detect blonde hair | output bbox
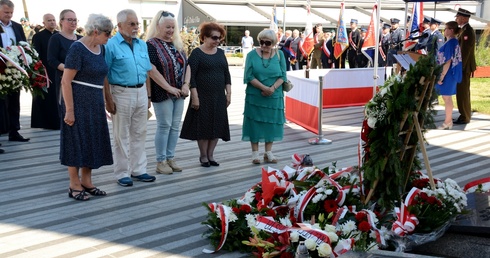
[145,10,183,51]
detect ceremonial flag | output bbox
[334,2,348,59]
[269,4,278,32]
[299,0,314,58]
[403,2,424,50]
[361,5,377,66]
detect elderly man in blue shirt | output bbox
[104,9,164,186]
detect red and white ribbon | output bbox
[202,203,231,253]
[463,177,490,193]
[392,188,420,236]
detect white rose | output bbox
[304,238,316,250]
[323,224,336,232]
[317,243,332,257]
[367,117,377,128]
[326,231,338,243]
[290,231,299,242]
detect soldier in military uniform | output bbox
[181,26,199,56]
[414,17,431,53]
[357,27,369,68]
[347,19,361,68]
[454,8,476,124]
[378,23,391,67]
[426,18,444,57]
[388,18,404,66]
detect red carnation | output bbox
[427,196,438,205]
[358,221,371,232]
[232,207,240,214]
[240,205,252,213]
[355,212,367,222]
[323,199,339,213]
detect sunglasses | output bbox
[210,36,221,41]
[161,11,175,18]
[260,40,272,46]
[63,18,78,23]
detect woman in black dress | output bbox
[180,22,231,167]
[61,14,113,201]
[47,9,82,111]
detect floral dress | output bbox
[435,38,462,95]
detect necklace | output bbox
[260,50,271,68]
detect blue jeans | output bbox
[153,97,184,162]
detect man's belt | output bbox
[114,84,144,88]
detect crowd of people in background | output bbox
[0,0,477,201]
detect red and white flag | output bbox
[361,5,377,66]
[299,0,314,58]
[403,2,424,51]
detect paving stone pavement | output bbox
[1,66,489,257]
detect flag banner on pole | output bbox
[299,0,314,58]
[403,2,424,51]
[270,4,278,32]
[334,2,348,59]
[361,5,377,66]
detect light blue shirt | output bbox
[104,32,152,85]
[0,21,16,48]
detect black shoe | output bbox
[453,119,469,125]
[0,148,4,154]
[200,158,210,167]
[209,160,220,166]
[9,133,30,142]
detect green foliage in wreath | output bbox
[362,54,441,209]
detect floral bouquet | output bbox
[201,157,392,257]
[0,40,48,97]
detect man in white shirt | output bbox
[241,30,253,66]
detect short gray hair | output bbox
[84,14,113,36]
[0,0,14,8]
[117,9,136,24]
[257,29,278,45]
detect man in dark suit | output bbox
[454,8,476,124]
[347,19,361,68]
[31,13,59,130]
[289,29,301,70]
[278,29,293,71]
[0,0,30,143]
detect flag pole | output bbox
[309,76,332,145]
[283,0,286,33]
[373,2,380,96]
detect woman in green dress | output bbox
[242,29,287,164]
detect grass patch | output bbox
[438,78,490,114]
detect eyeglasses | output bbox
[128,22,140,27]
[63,18,78,23]
[259,40,272,46]
[210,36,221,41]
[161,11,174,18]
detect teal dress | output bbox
[242,49,287,142]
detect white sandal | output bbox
[264,151,278,163]
[252,151,261,164]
